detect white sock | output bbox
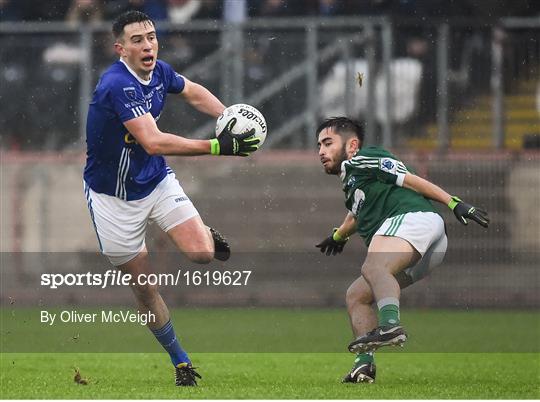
[377,297,399,310]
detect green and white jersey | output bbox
[341,146,438,246]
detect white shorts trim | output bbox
[375,211,445,256]
[375,211,447,283]
[83,173,199,266]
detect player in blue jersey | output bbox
[83,11,259,386]
[315,117,488,383]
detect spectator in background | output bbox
[42,0,103,65]
[223,0,246,23]
[160,0,222,68]
[195,0,222,20]
[537,82,540,118]
[168,0,201,23]
[250,0,292,17]
[318,0,345,16]
[141,0,169,21]
[301,0,358,16]
[160,0,201,66]
[405,36,435,131]
[0,0,23,21]
[66,0,103,26]
[104,0,168,22]
[3,0,71,21]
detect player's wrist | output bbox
[332,228,348,242]
[448,196,462,210]
[209,138,220,155]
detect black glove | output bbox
[316,229,349,256]
[448,196,489,228]
[210,118,260,157]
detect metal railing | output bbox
[1,16,538,150]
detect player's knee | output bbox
[132,282,159,305]
[346,282,372,308]
[360,262,377,283]
[186,250,213,264]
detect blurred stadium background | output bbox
[1,0,539,310]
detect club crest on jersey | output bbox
[123,86,137,101]
[380,158,397,174]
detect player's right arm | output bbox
[109,74,258,157]
[336,212,357,239]
[316,212,356,256]
[124,113,209,155]
[124,113,259,157]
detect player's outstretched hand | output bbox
[211,118,260,157]
[316,229,348,256]
[448,196,489,228]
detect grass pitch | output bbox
[1,308,539,398]
[1,352,539,399]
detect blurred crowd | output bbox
[0,0,537,24]
[1,0,538,151]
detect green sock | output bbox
[354,352,374,366]
[377,298,400,326]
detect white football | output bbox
[215,104,267,146]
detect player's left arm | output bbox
[401,173,489,228]
[181,77,225,118]
[373,156,489,228]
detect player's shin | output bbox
[151,320,191,367]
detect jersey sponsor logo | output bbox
[123,86,137,101]
[124,101,145,108]
[379,158,398,174]
[142,90,156,110]
[174,196,188,203]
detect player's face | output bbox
[317,128,348,175]
[116,21,158,79]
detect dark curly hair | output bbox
[315,116,364,144]
[112,10,154,39]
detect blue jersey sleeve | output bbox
[160,61,185,94]
[108,76,149,123]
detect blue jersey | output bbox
[84,59,185,200]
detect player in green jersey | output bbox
[315,117,489,383]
